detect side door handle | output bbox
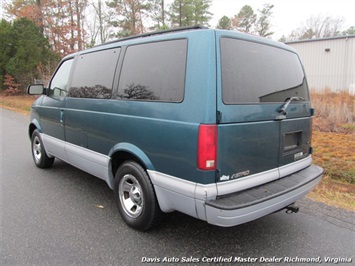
[60,110,64,126]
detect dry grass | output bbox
[311,89,355,133]
[307,175,355,211]
[310,131,355,211]
[0,94,37,115]
[312,131,355,184]
[301,90,355,209]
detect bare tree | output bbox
[5,0,88,55]
[86,0,112,45]
[342,26,355,35]
[150,0,168,30]
[288,14,345,41]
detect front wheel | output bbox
[114,161,162,231]
[31,129,55,168]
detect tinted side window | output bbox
[69,48,120,99]
[221,38,309,104]
[49,59,73,97]
[118,39,187,102]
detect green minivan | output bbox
[28,26,323,231]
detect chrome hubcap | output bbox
[32,136,42,163]
[119,174,143,218]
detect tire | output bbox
[114,161,162,231]
[31,129,55,168]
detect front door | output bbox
[39,58,74,159]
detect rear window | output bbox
[117,39,187,102]
[221,38,309,104]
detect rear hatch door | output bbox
[216,33,312,183]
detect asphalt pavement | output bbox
[1,108,354,265]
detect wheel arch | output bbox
[28,120,42,139]
[109,143,155,181]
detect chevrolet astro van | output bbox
[28,26,323,231]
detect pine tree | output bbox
[231,5,256,33]
[217,16,232,30]
[0,18,57,90]
[169,0,212,28]
[0,19,12,90]
[255,3,274,38]
[107,0,151,37]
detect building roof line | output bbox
[286,34,355,44]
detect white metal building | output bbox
[286,35,355,94]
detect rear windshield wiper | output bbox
[278,96,305,115]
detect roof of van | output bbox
[101,25,208,46]
[63,26,294,59]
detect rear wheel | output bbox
[31,129,54,168]
[114,161,162,231]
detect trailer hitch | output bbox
[285,204,299,214]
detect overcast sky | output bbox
[1,0,354,40]
[209,0,355,39]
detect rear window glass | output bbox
[221,38,309,104]
[117,39,187,102]
[69,48,120,99]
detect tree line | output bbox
[1,0,354,93]
[216,4,274,38]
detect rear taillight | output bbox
[197,124,218,170]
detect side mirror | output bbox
[27,84,45,95]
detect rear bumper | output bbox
[204,164,323,227]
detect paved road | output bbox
[1,109,354,265]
